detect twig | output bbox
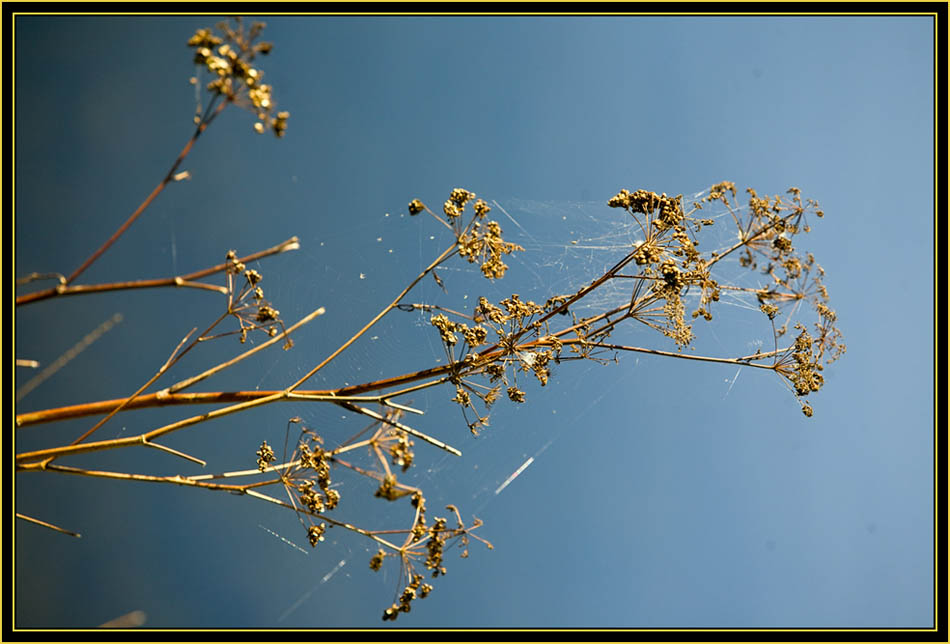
[16,513,81,538]
[63,99,229,286]
[69,328,197,446]
[142,438,207,467]
[336,401,461,457]
[16,237,300,306]
[162,306,324,394]
[16,391,288,464]
[575,340,779,370]
[288,243,458,391]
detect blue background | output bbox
[14,15,934,628]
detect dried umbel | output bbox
[418,181,844,433]
[220,250,292,347]
[15,62,844,625]
[188,18,289,137]
[245,414,492,622]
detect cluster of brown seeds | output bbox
[224,250,291,347]
[187,19,289,137]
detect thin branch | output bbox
[336,401,461,457]
[16,237,300,306]
[15,513,82,538]
[242,489,403,551]
[15,324,779,434]
[63,99,229,286]
[187,460,300,482]
[69,328,197,446]
[16,272,66,286]
[162,305,324,394]
[572,340,779,370]
[16,391,288,464]
[288,243,458,391]
[16,278,227,305]
[141,438,207,467]
[25,459,415,553]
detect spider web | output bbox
[240,187,807,623]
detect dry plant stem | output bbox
[16,513,81,538]
[63,99,229,287]
[15,279,226,305]
[16,272,66,286]
[243,489,403,550]
[188,461,300,481]
[475,247,639,360]
[17,377,445,427]
[68,328,197,446]
[16,237,299,306]
[17,330,783,431]
[141,438,207,466]
[21,462,259,490]
[329,439,375,457]
[705,212,797,271]
[162,306,325,395]
[62,288,314,445]
[16,391,287,465]
[288,244,458,391]
[335,401,461,456]
[20,460,402,551]
[16,391,293,427]
[572,340,779,370]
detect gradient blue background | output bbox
[14,15,934,628]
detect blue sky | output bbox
[14,15,934,628]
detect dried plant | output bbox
[14,20,845,623]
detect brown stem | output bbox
[15,327,783,431]
[16,279,225,305]
[16,236,299,306]
[575,340,779,370]
[16,392,287,464]
[68,329,197,446]
[287,243,458,391]
[19,463,402,551]
[15,513,81,538]
[63,99,229,286]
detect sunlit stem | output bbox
[16,392,288,465]
[337,401,461,457]
[16,513,81,538]
[63,99,230,286]
[164,306,325,394]
[141,438,207,467]
[69,328,197,446]
[288,244,458,391]
[242,488,402,551]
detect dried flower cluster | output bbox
[187,19,289,137]
[246,412,491,621]
[408,181,844,432]
[222,250,291,347]
[255,440,276,471]
[408,189,523,280]
[13,21,845,624]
